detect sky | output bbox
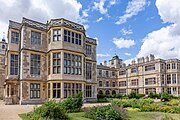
[0,0,180,65]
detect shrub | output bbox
[62,92,83,112]
[160,92,173,102]
[173,106,180,114]
[28,100,69,120]
[149,92,160,99]
[84,105,128,120]
[158,106,175,113]
[166,99,180,106]
[128,92,145,99]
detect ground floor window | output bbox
[145,88,156,95]
[53,83,61,98]
[131,89,139,93]
[30,83,40,99]
[64,83,82,98]
[119,89,126,95]
[112,90,116,95]
[86,85,92,97]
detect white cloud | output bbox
[137,0,180,59]
[93,0,107,15]
[109,0,117,6]
[96,17,104,22]
[125,53,131,56]
[0,0,87,39]
[113,37,135,49]
[97,53,110,57]
[120,28,133,35]
[116,0,146,25]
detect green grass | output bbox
[19,112,180,120]
[68,112,91,120]
[18,113,31,120]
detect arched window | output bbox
[105,90,110,95]
[112,90,116,95]
[98,90,103,95]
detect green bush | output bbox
[173,106,180,113]
[160,92,173,102]
[158,106,175,113]
[128,92,145,99]
[28,92,83,119]
[149,92,160,99]
[166,99,180,106]
[28,101,69,120]
[84,105,128,120]
[62,92,83,112]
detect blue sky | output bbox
[0,0,180,64]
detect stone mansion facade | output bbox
[3,17,97,104]
[0,17,180,105]
[97,55,180,96]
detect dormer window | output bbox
[11,31,19,44]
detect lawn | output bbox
[19,112,180,120]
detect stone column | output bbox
[50,83,53,99]
[5,85,8,97]
[61,82,64,99]
[82,83,85,98]
[9,84,11,97]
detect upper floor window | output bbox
[31,31,41,45]
[99,70,102,76]
[53,53,61,74]
[131,79,138,86]
[112,71,115,76]
[53,29,61,41]
[172,63,176,69]
[86,45,92,55]
[2,44,5,49]
[10,54,18,75]
[131,67,137,73]
[86,63,92,79]
[166,64,171,69]
[99,81,102,87]
[106,71,108,77]
[30,54,41,75]
[145,64,155,71]
[172,74,176,84]
[119,81,126,87]
[119,70,126,75]
[64,29,81,45]
[167,74,171,84]
[112,82,116,87]
[11,31,19,44]
[64,53,81,75]
[75,33,81,45]
[106,81,109,87]
[145,77,156,85]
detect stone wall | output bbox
[0,55,5,99]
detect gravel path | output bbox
[0,100,110,120]
[0,100,33,120]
